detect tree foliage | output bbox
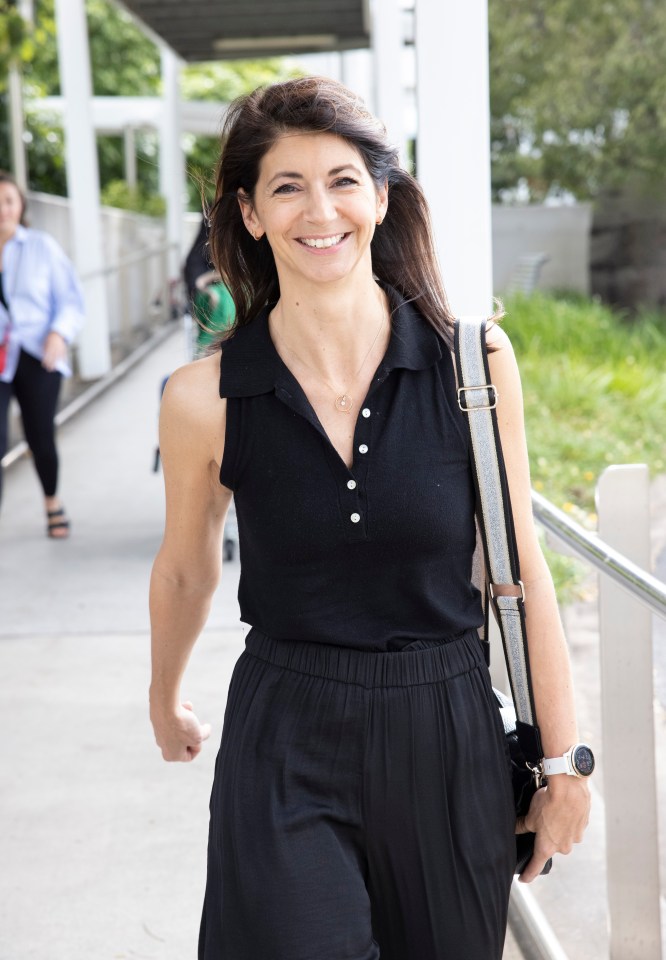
[181,58,301,104]
[0,1,34,82]
[22,0,160,96]
[180,58,302,208]
[489,0,666,202]
[8,0,301,208]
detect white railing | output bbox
[77,239,179,361]
[26,193,188,368]
[497,464,666,959]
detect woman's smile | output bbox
[295,232,350,251]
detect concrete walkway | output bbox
[1,330,664,959]
[0,332,244,960]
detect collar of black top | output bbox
[218,285,443,399]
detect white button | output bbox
[350,513,361,523]
[362,407,371,418]
[347,480,357,490]
[358,444,368,454]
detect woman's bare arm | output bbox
[149,353,233,761]
[487,325,591,882]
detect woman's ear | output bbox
[376,180,389,225]
[237,189,264,241]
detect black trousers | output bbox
[0,349,62,506]
[199,628,515,960]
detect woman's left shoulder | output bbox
[485,320,513,354]
[485,322,525,420]
[22,228,51,254]
[486,321,520,375]
[24,228,66,257]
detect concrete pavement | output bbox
[0,331,245,959]
[1,328,664,959]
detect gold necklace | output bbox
[272,308,387,415]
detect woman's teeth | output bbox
[299,234,345,248]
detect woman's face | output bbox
[0,182,24,242]
[240,131,388,290]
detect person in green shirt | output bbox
[191,269,236,356]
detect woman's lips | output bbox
[297,233,348,249]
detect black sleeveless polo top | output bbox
[218,292,484,652]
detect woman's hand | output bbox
[42,331,67,371]
[516,777,591,882]
[150,698,212,762]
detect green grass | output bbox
[503,292,666,518]
[501,292,666,599]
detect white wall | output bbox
[492,203,593,295]
[27,193,171,349]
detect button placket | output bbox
[341,476,365,540]
[343,401,374,539]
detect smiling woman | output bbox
[148,76,591,960]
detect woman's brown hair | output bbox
[208,76,498,348]
[0,170,28,226]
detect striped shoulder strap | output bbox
[454,317,544,765]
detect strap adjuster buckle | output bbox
[489,580,526,602]
[457,384,498,412]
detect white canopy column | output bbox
[159,46,186,280]
[372,0,408,166]
[123,126,138,188]
[7,0,34,189]
[415,0,493,316]
[340,50,375,114]
[54,0,111,378]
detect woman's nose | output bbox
[303,186,337,224]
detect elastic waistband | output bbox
[244,629,485,688]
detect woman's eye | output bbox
[273,183,298,195]
[333,177,358,187]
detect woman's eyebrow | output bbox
[266,164,363,187]
[329,165,363,177]
[267,171,303,187]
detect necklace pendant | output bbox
[335,394,353,414]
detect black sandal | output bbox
[47,508,70,539]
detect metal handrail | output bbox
[532,489,666,619]
[79,241,178,282]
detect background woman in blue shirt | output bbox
[0,170,85,536]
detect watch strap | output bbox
[542,754,570,776]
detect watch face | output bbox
[572,744,595,777]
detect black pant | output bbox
[199,628,515,960]
[0,349,62,506]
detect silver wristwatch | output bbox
[542,743,595,778]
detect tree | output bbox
[180,58,302,209]
[13,0,300,207]
[0,0,35,82]
[23,0,161,96]
[489,0,666,202]
[0,0,35,172]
